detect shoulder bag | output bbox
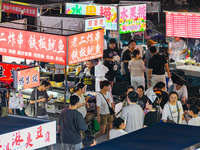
[100,92,115,115]
[167,102,180,124]
[25,101,34,117]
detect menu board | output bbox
[119,4,146,34]
[66,3,117,30]
[166,12,200,38]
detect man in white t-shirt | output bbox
[169,37,187,62]
[121,91,144,133]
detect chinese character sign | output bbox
[15,67,40,90]
[2,3,37,17]
[66,3,117,30]
[0,27,67,65]
[119,4,146,34]
[85,17,106,34]
[0,63,29,82]
[68,29,104,65]
[0,121,56,150]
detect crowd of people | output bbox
[57,38,200,150]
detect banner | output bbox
[0,27,67,65]
[68,29,104,65]
[66,3,117,30]
[119,4,146,34]
[0,121,56,150]
[85,17,106,34]
[0,63,29,82]
[14,67,40,90]
[2,3,38,17]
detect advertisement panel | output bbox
[14,67,40,90]
[2,3,38,17]
[68,29,104,65]
[0,121,56,150]
[166,12,200,38]
[119,4,146,34]
[66,3,117,30]
[85,17,106,34]
[0,27,67,65]
[0,63,29,82]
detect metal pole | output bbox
[143,31,145,45]
[117,5,120,48]
[64,37,68,107]
[40,21,42,32]
[34,87,37,117]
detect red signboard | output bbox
[0,27,67,65]
[68,29,104,65]
[166,12,200,38]
[15,67,40,90]
[0,63,29,82]
[2,3,38,17]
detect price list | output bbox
[166,12,200,38]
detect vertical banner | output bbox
[68,29,104,65]
[14,67,40,90]
[119,4,146,34]
[66,3,117,30]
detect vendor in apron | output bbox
[169,37,187,62]
[79,60,95,91]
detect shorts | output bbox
[100,114,113,125]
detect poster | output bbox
[66,3,117,30]
[85,17,106,34]
[2,3,37,17]
[166,12,200,38]
[119,4,146,34]
[14,67,40,90]
[0,121,56,150]
[68,29,104,65]
[0,27,67,65]
[0,63,29,82]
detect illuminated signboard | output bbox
[119,4,146,34]
[0,27,67,65]
[166,12,200,38]
[14,67,40,90]
[2,3,37,17]
[85,17,106,34]
[0,121,56,150]
[0,62,29,82]
[68,29,104,65]
[66,3,117,30]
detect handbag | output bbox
[100,92,115,115]
[167,102,180,124]
[25,102,34,117]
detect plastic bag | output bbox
[9,95,20,109]
[168,78,173,88]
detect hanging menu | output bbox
[166,12,200,38]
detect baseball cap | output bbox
[146,39,156,46]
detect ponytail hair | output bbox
[100,80,110,89]
[73,82,85,93]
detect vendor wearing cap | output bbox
[169,37,187,62]
[143,39,156,88]
[103,38,120,87]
